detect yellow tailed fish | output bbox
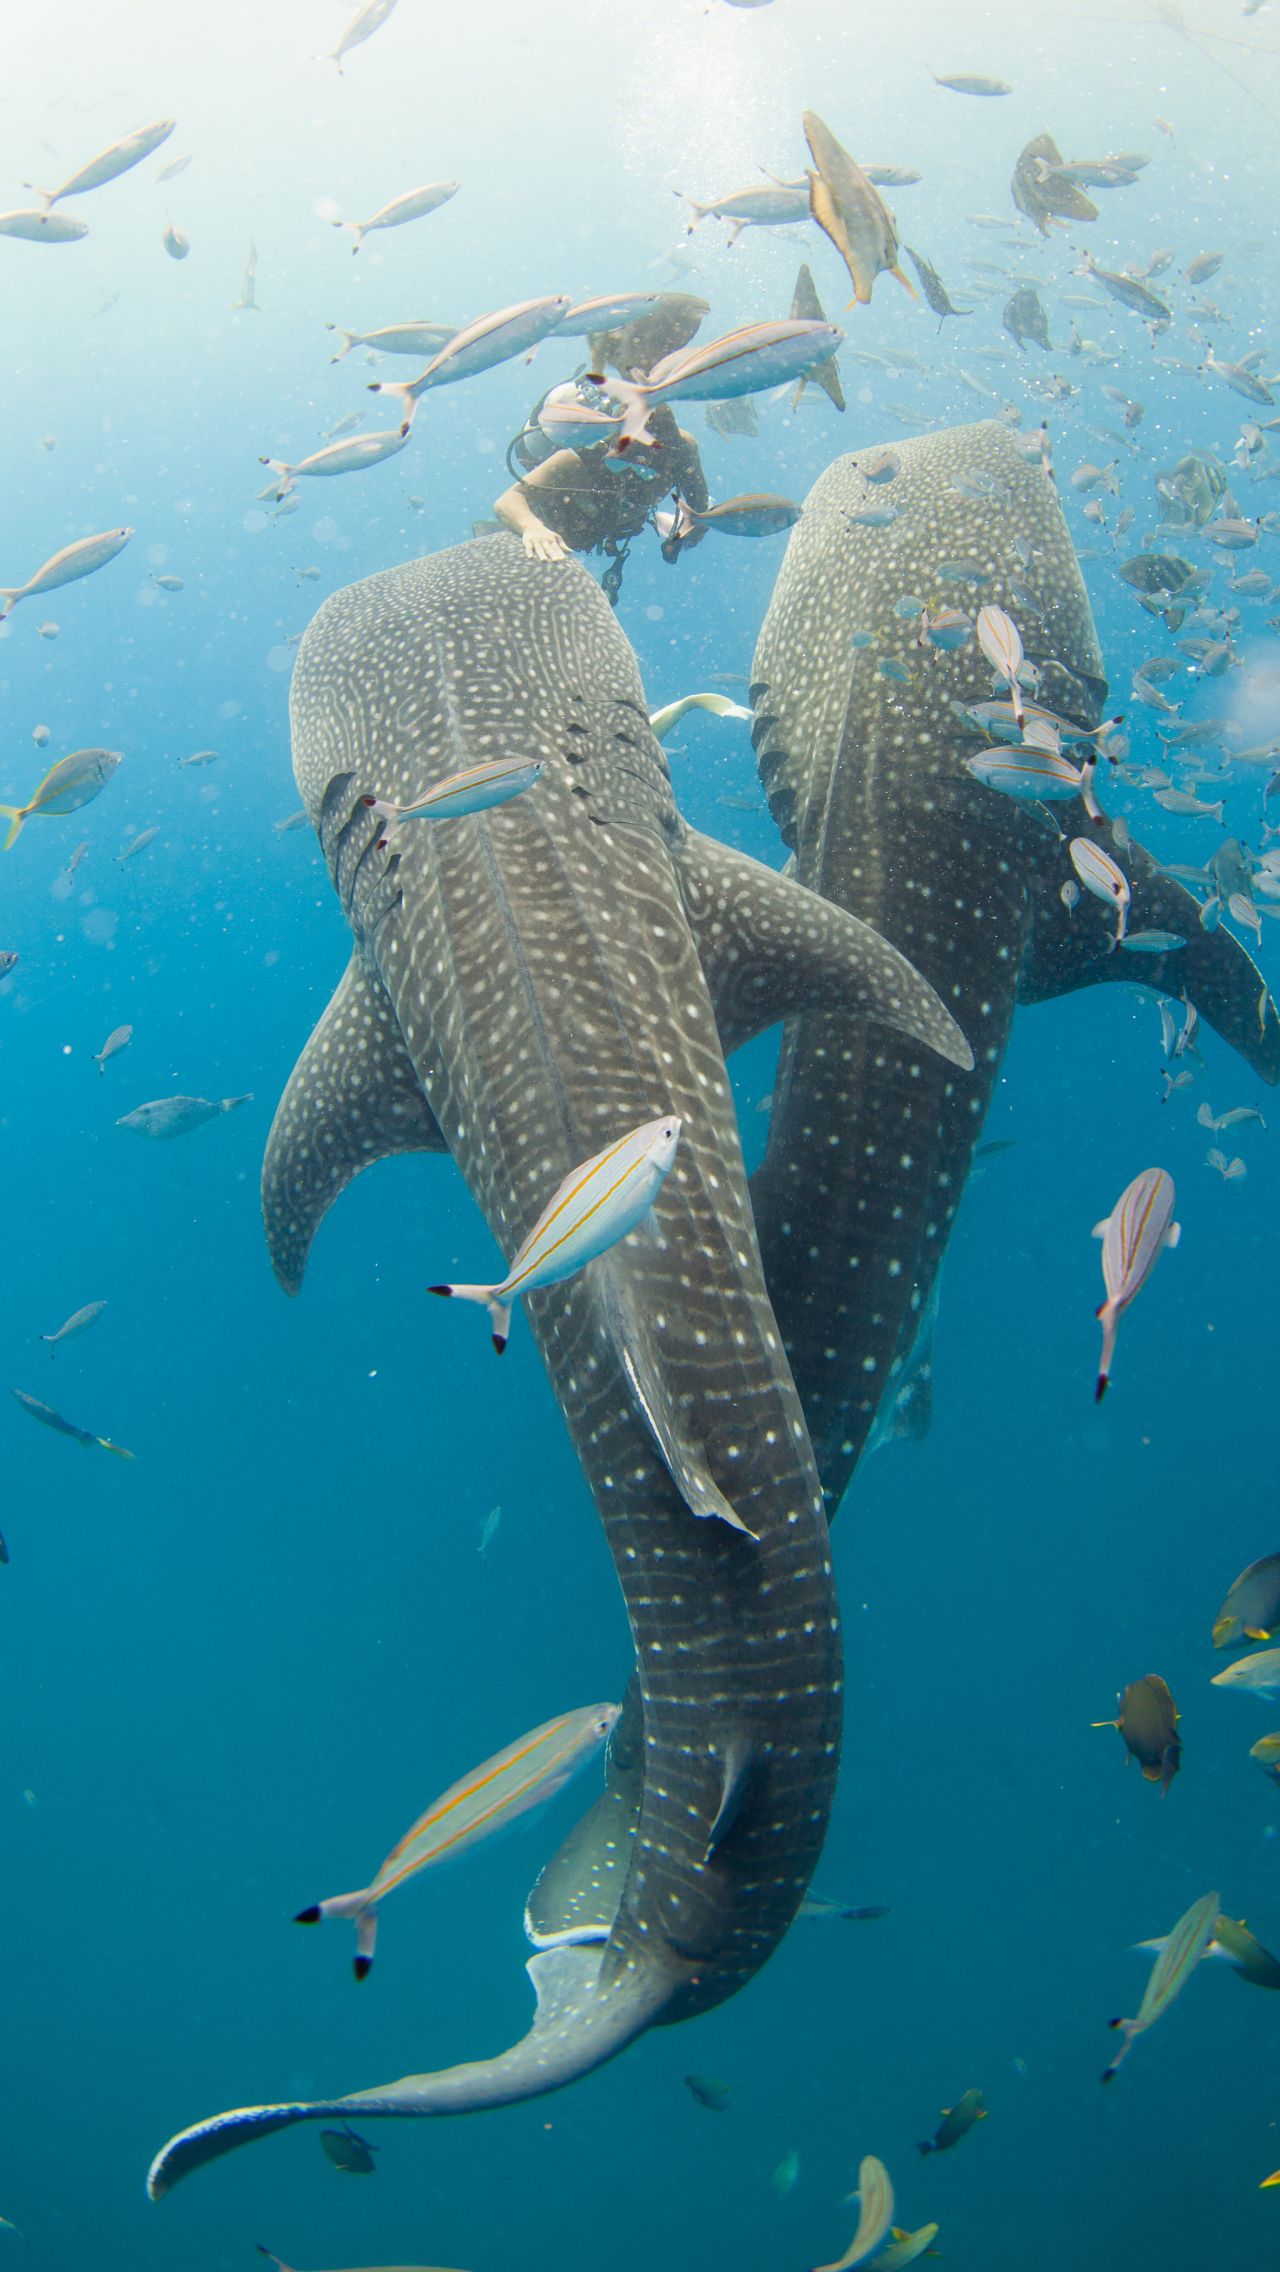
[802,112,915,308]
[867,2229,940,2271]
[295,1702,618,1977]
[1102,1889,1219,2080]
[360,755,542,831]
[1070,834,1130,945]
[0,747,122,849]
[814,2155,895,2272]
[917,2085,987,2154]
[1262,2169,1280,2189]
[428,1114,682,1355]
[1091,1673,1181,1793]
[1213,1553,1280,1648]
[11,1387,134,1459]
[649,693,752,742]
[1092,1168,1179,1399]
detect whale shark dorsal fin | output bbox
[616,1331,757,1536]
[262,950,448,1294]
[677,827,974,1071]
[1022,824,1280,1085]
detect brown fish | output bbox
[1212,1553,1280,1649]
[1093,1674,1181,1794]
[802,111,915,307]
[789,263,845,410]
[1011,132,1099,237]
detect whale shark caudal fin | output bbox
[1023,822,1280,1085]
[147,1937,674,2199]
[261,950,448,1293]
[676,828,974,1070]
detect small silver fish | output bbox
[40,1300,107,1354]
[94,1024,133,1072]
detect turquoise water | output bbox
[3,1,1280,2265]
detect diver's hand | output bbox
[522,524,569,562]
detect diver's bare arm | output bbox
[493,457,580,562]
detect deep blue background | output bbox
[2,1,1280,2265]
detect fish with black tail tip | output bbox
[917,2086,987,2155]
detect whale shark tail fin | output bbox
[427,1281,513,1354]
[147,1937,675,2200]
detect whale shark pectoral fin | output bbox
[676,827,975,1071]
[617,1335,756,1538]
[1022,830,1280,1085]
[147,1942,672,2199]
[525,1677,645,1949]
[262,950,449,1293]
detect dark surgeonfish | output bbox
[747,421,1280,1510]
[1092,1674,1182,1795]
[320,2123,378,2174]
[147,536,972,2197]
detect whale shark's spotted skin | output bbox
[147,536,974,2197]
[750,421,1280,1509]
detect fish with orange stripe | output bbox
[1102,1890,1219,2080]
[429,1115,682,1354]
[1092,1167,1180,1401]
[296,1704,618,1978]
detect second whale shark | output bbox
[147,534,971,2196]
[748,420,1280,1508]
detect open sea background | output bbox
[3,0,1280,2264]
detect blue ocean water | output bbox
[3,1,1280,2265]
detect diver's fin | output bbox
[262,951,448,1294]
[1022,818,1280,1084]
[678,827,974,1070]
[789,263,845,412]
[525,1677,644,1949]
[615,1324,756,1537]
[147,1938,675,2199]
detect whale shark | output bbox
[748,421,1280,1510]
[147,534,972,2197]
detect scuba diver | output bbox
[492,295,712,605]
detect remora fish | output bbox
[146,535,970,2196]
[747,421,1280,1511]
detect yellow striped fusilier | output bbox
[360,755,542,832]
[32,118,175,207]
[0,527,132,620]
[1092,1167,1180,1400]
[976,604,1026,723]
[607,321,844,449]
[258,428,410,502]
[1102,1889,1219,2080]
[429,1115,681,1354]
[964,745,1102,817]
[295,1703,618,1978]
[1070,836,1130,946]
[372,297,574,417]
[0,748,122,849]
[1211,1647,1280,1699]
[333,181,459,252]
[813,2155,895,2272]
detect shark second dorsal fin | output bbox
[1023,823,1280,1085]
[677,827,974,1070]
[262,950,447,1294]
